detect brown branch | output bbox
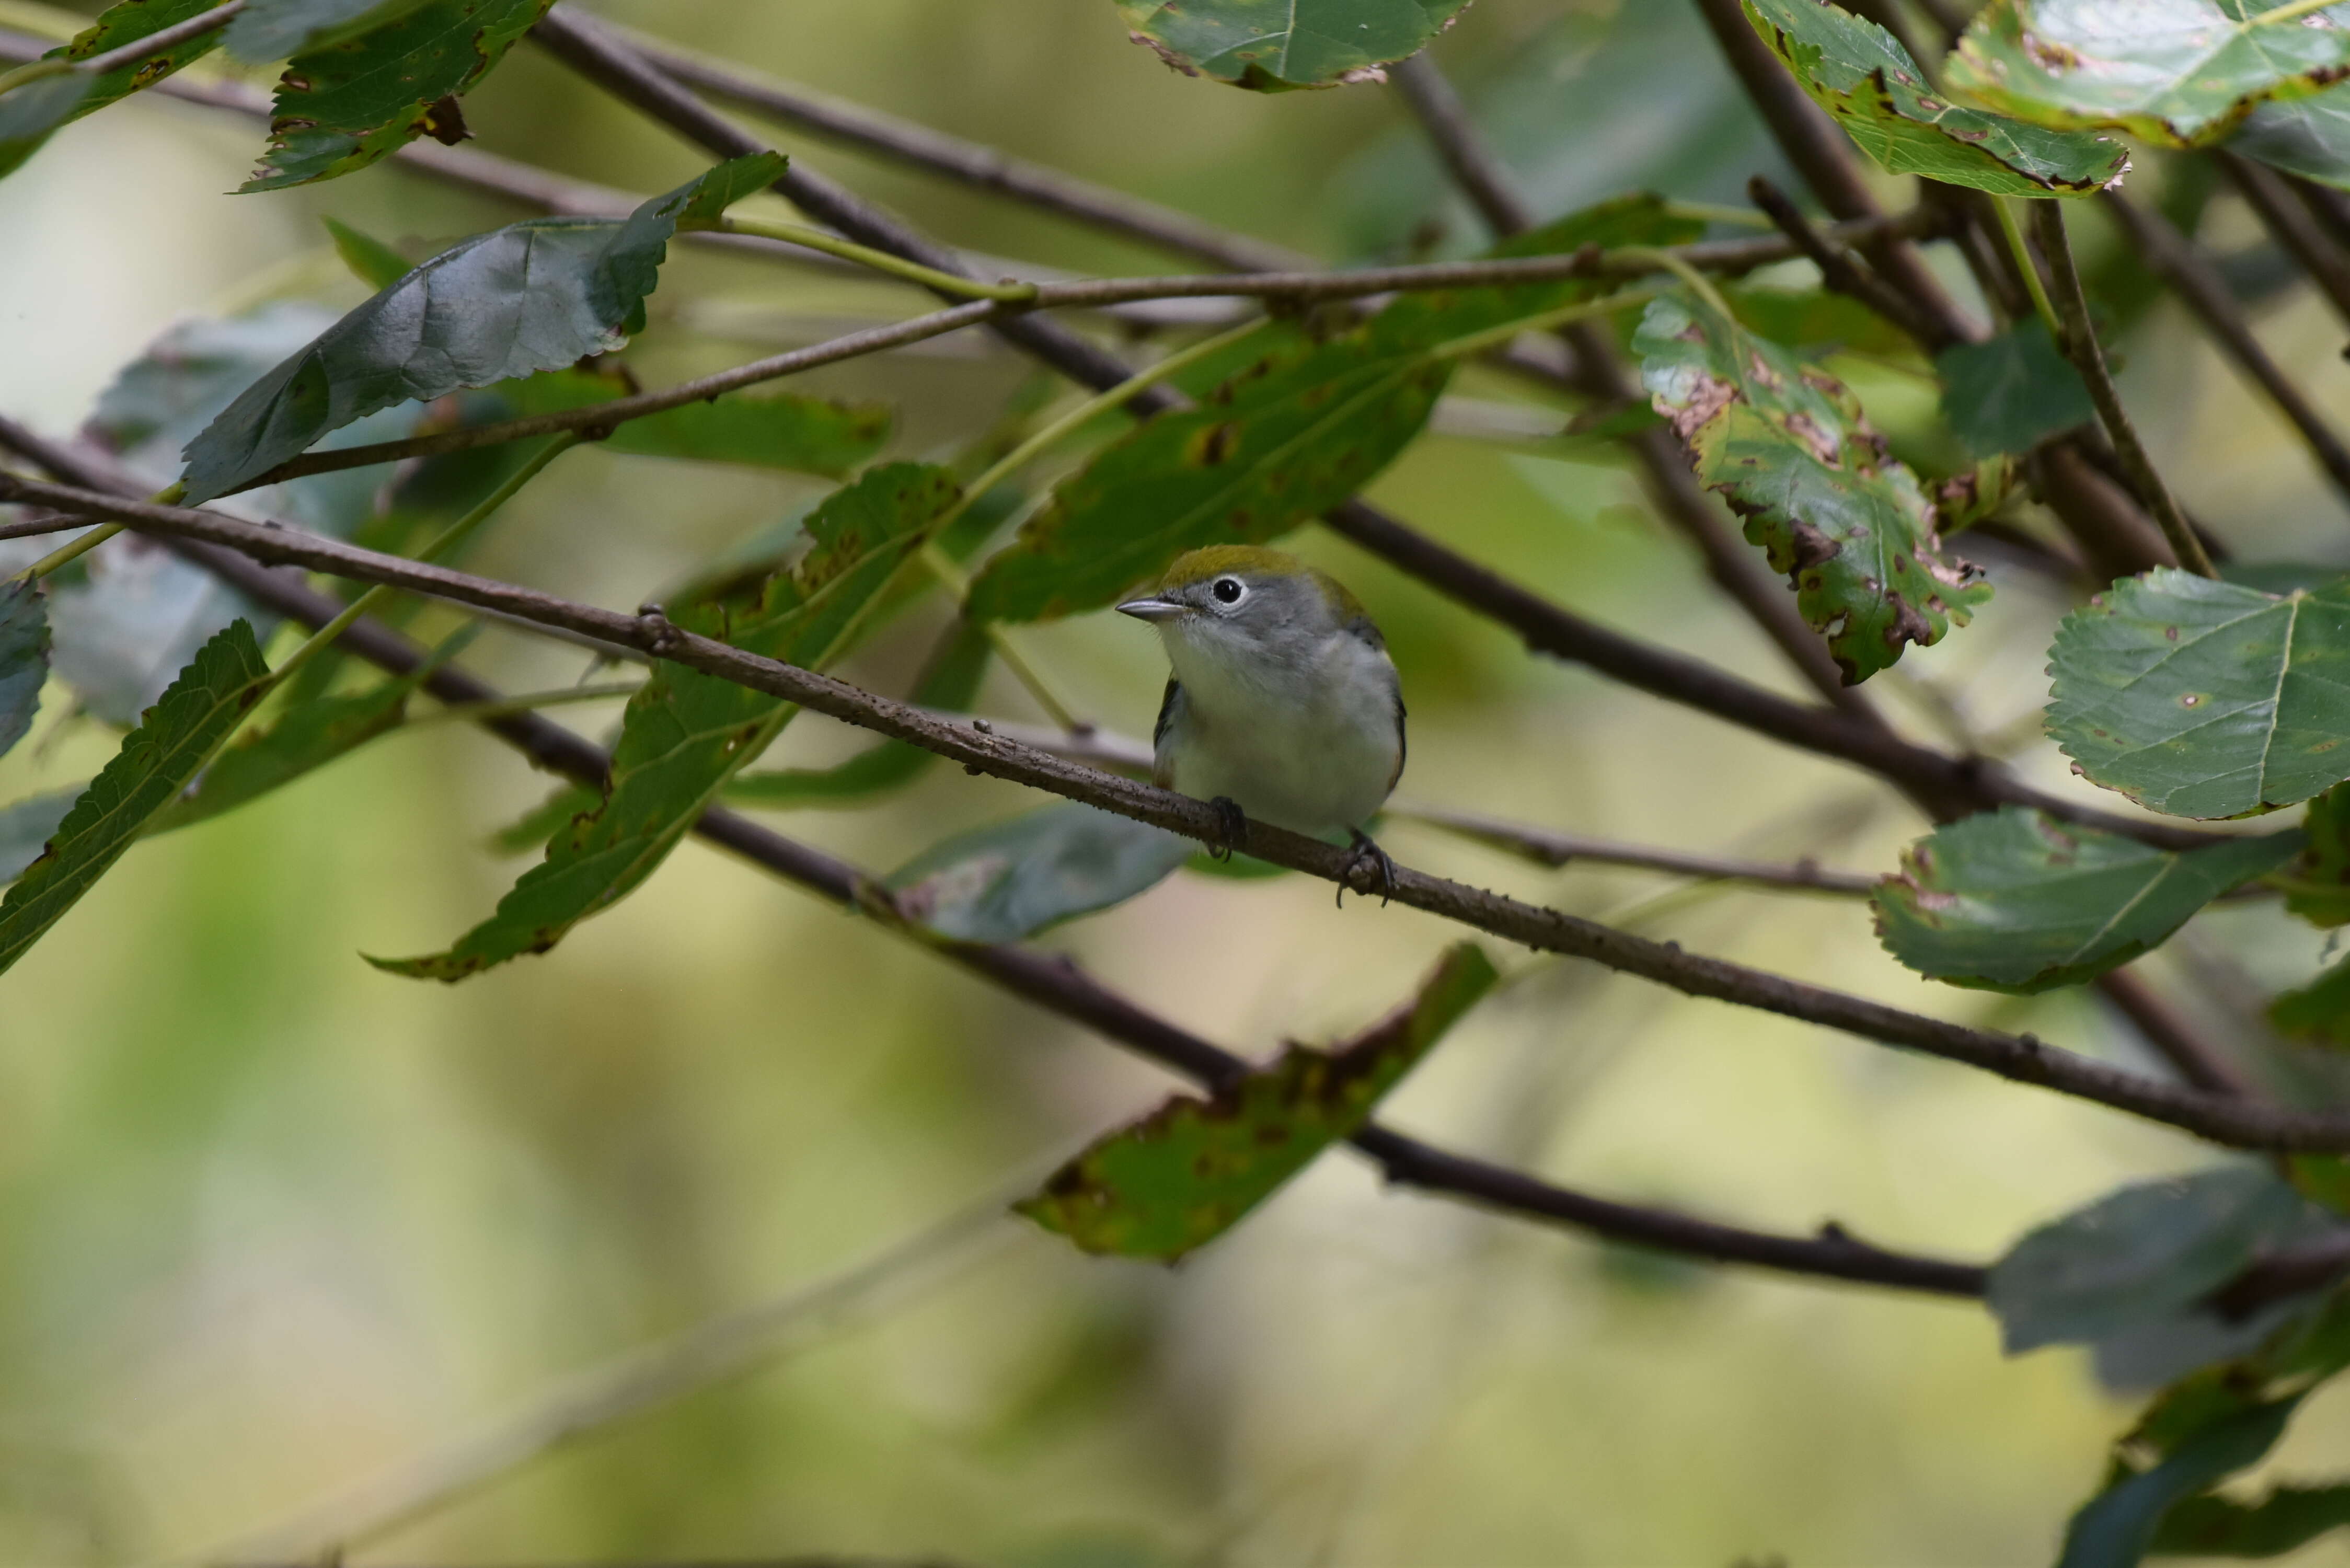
[1399,807,1879,893]
[1747,175,1943,349]
[9,472,2345,1154]
[2216,149,2350,331]
[1387,52,1536,235]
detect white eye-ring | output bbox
[1211,576,1245,605]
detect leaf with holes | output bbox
[1116,0,1472,91]
[1872,808,2295,992]
[1635,290,1990,683]
[498,365,891,480]
[1743,0,2128,194]
[889,802,1197,945]
[0,582,49,760]
[179,153,785,502]
[727,617,989,808]
[0,620,268,976]
[226,0,441,62]
[1937,318,2097,458]
[46,0,226,119]
[1017,943,1497,1260]
[371,463,959,981]
[1946,0,2350,148]
[2047,568,2350,819]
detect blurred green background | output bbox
[7,1,2350,1563]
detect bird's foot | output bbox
[1205,795,1248,862]
[1339,828,1397,908]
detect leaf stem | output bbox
[1427,286,1658,363]
[2029,199,2218,578]
[12,481,180,582]
[718,215,1038,301]
[917,545,1086,731]
[1663,200,1777,230]
[1992,196,2063,341]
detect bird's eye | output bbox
[1212,577,1244,604]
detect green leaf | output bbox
[1635,290,1991,683]
[2269,952,2350,1043]
[1946,0,2350,148]
[240,0,551,189]
[1871,808,2296,993]
[968,194,1696,623]
[48,0,226,119]
[2150,1483,2350,1555]
[1989,1167,2317,1353]
[726,617,988,807]
[1725,283,1921,360]
[321,215,411,289]
[0,582,49,760]
[0,73,90,182]
[2047,569,2350,820]
[485,782,600,854]
[1017,943,1499,1260]
[501,365,891,480]
[1115,0,1472,91]
[226,0,440,63]
[2233,78,2350,189]
[179,153,787,503]
[148,665,427,831]
[2282,781,2350,927]
[1742,0,2128,195]
[0,789,80,885]
[373,462,957,981]
[1937,318,2098,458]
[888,802,1197,944]
[2061,1400,2303,1568]
[0,621,268,976]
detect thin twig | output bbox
[1398,806,1879,894]
[1386,52,1534,235]
[1748,175,1942,348]
[0,0,239,95]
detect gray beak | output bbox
[1115,596,1189,622]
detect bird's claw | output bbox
[1206,795,1248,862]
[1339,828,1396,907]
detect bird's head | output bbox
[1115,546,1379,664]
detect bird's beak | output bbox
[1115,596,1189,622]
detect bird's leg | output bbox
[1205,795,1248,862]
[1340,827,1397,908]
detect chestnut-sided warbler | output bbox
[1116,545,1405,898]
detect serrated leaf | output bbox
[2234,77,2350,188]
[0,620,267,975]
[240,0,550,189]
[1946,0,2350,149]
[373,462,957,981]
[968,194,1697,623]
[0,74,90,182]
[1742,0,2128,195]
[0,789,80,884]
[226,0,440,63]
[2047,568,2350,820]
[149,664,427,831]
[501,365,890,480]
[0,582,49,760]
[2150,1483,2350,1555]
[321,215,411,289]
[1115,0,1471,90]
[1937,318,2098,458]
[180,153,786,503]
[1989,1167,2319,1353]
[727,616,988,808]
[1017,943,1499,1260]
[1872,808,2295,992]
[48,0,226,119]
[888,802,1197,945]
[1635,291,1991,682]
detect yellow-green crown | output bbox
[1158,545,1370,625]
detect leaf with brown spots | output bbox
[1116,0,1472,91]
[1017,944,1498,1261]
[1635,291,1991,683]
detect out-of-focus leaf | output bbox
[727,617,988,808]
[0,74,90,181]
[1115,0,1470,91]
[0,789,79,885]
[2047,569,2350,820]
[2061,1400,2303,1568]
[1872,808,2295,992]
[486,782,600,854]
[47,0,224,119]
[888,802,1197,944]
[1017,943,1498,1260]
[0,582,49,760]
[1937,319,2097,458]
[502,365,891,480]
[373,463,956,981]
[226,0,440,63]
[969,195,1696,622]
[321,215,411,289]
[1946,0,2350,148]
[181,153,786,502]
[2150,1483,2350,1555]
[2283,781,2350,927]
[1988,1167,2318,1353]
[149,663,429,831]
[1743,0,2128,194]
[2268,951,2350,1044]
[1724,283,1919,360]
[241,0,551,189]
[2234,79,2350,189]
[0,620,267,975]
[1635,290,1990,683]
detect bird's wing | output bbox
[1151,677,1185,790]
[1388,683,1408,793]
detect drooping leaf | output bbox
[1988,1167,2319,1353]
[500,365,891,480]
[485,782,600,855]
[0,582,49,760]
[47,0,226,119]
[1635,290,1991,683]
[888,802,1199,945]
[2233,78,2350,189]
[968,194,1696,622]
[0,789,80,885]
[1946,0,2350,148]
[2046,569,2350,820]
[240,0,551,189]
[226,0,440,63]
[321,215,412,289]
[373,463,957,981]
[2061,1400,2304,1568]
[1017,943,1499,1260]
[180,152,787,503]
[0,74,90,182]
[2150,1483,2350,1555]
[727,617,989,808]
[1872,808,2296,993]
[0,620,267,975]
[1742,0,2129,195]
[2282,781,2350,927]
[1115,0,1472,91]
[1937,318,2098,458]
[148,664,429,832]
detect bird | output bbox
[1116,545,1406,902]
